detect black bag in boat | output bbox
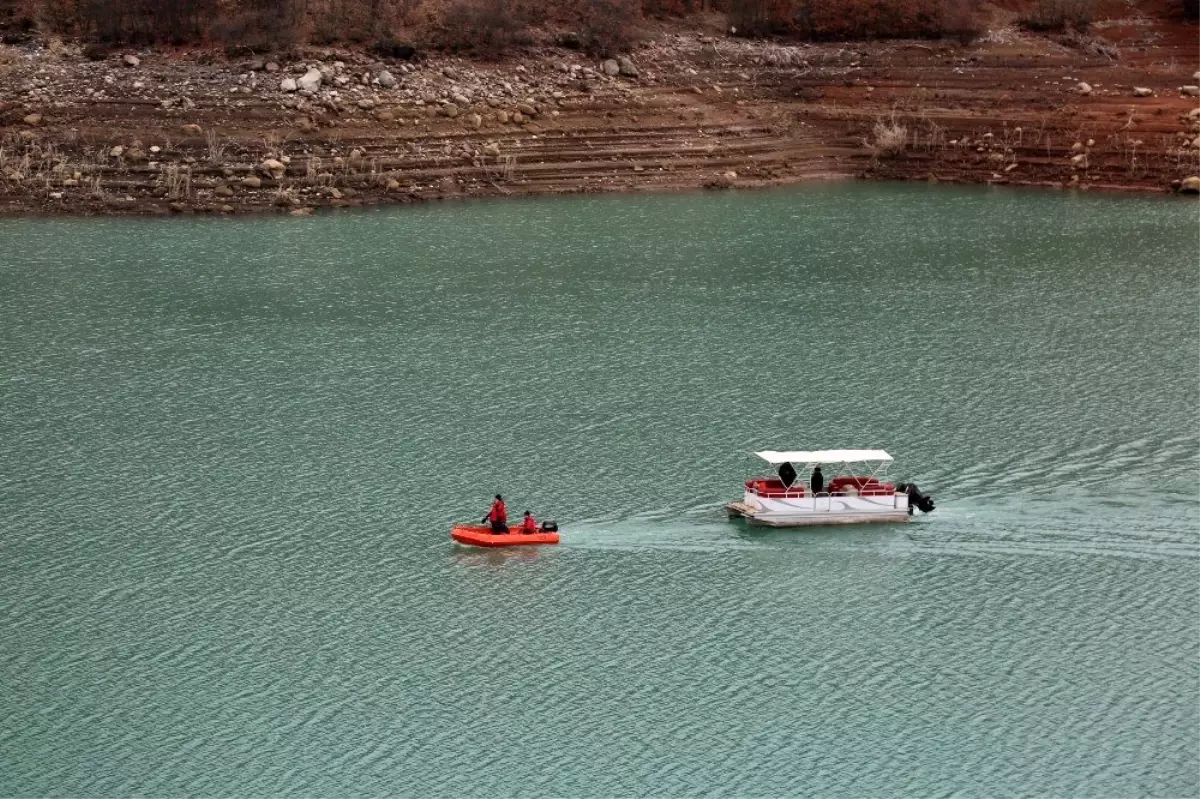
[540,521,558,532]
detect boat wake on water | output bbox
[888,492,1199,563]
[550,502,746,551]
[560,503,923,552]
[471,486,1196,563]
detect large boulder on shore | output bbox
[617,56,639,77]
[297,68,323,92]
[1181,176,1200,194]
[601,59,620,77]
[260,159,286,179]
[280,78,297,92]
[376,70,397,89]
[705,170,737,189]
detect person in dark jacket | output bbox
[810,465,825,494]
[777,462,797,488]
[483,494,508,533]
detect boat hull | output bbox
[450,524,560,547]
[725,501,909,527]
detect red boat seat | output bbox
[745,478,807,498]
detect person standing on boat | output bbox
[810,465,825,495]
[521,511,538,534]
[484,494,508,534]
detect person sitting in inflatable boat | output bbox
[521,511,538,534]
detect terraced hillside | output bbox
[1,19,1197,215]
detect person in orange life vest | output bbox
[521,511,538,534]
[483,494,508,533]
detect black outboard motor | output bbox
[540,521,559,532]
[896,482,936,515]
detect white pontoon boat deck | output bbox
[725,449,934,527]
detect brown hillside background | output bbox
[0,0,1196,215]
[1,0,1195,51]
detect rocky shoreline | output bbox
[2,19,1198,217]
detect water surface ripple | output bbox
[1,184,1197,797]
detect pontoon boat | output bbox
[725,449,934,527]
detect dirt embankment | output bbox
[1,17,1197,216]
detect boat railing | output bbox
[747,477,899,501]
[747,479,905,512]
[809,491,904,510]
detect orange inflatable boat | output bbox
[450,524,560,547]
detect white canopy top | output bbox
[755,449,893,465]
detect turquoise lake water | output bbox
[1,184,1197,797]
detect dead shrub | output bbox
[805,0,945,39]
[436,0,533,56]
[577,0,640,54]
[309,0,371,43]
[34,0,217,44]
[371,36,421,60]
[867,115,907,157]
[641,0,685,16]
[1020,0,1098,32]
[300,0,424,45]
[100,0,216,44]
[19,0,79,35]
[727,0,782,37]
[210,0,301,51]
[939,0,982,44]
[729,0,983,40]
[2,0,38,41]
